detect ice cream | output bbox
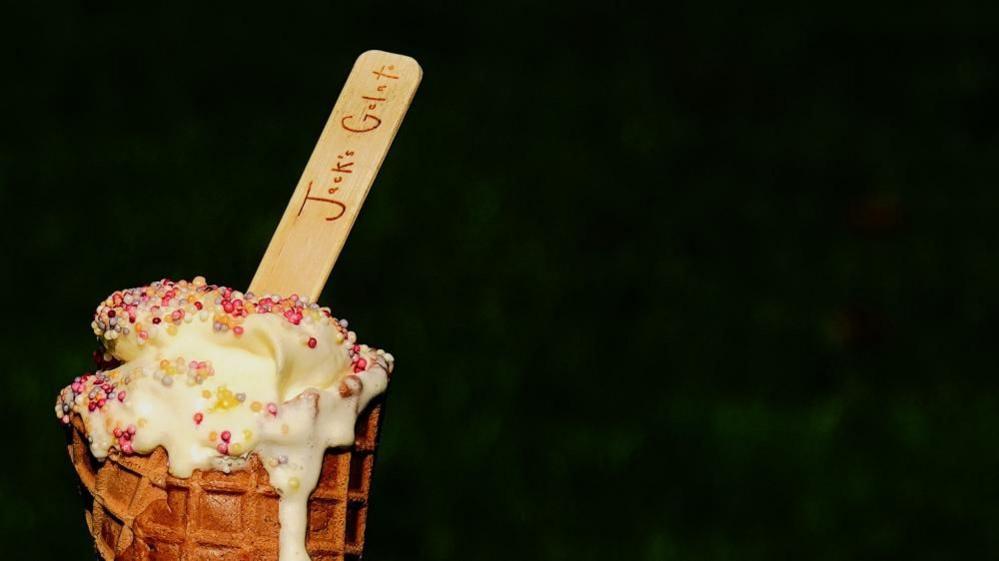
[55,277,393,561]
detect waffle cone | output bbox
[65,400,386,561]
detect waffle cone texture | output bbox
[65,400,385,561]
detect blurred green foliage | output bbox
[2,2,998,560]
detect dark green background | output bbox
[1,3,997,559]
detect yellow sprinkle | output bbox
[281,424,289,435]
[212,386,240,410]
[243,429,253,441]
[208,431,218,442]
[230,443,243,455]
[202,390,212,399]
[166,325,178,335]
[159,359,170,369]
[250,401,263,412]
[288,477,300,490]
[138,418,148,428]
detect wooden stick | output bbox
[249,50,422,301]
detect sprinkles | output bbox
[90,277,350,346]
[56,276,395,467]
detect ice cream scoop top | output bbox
[55,277,392,561]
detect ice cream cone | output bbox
[55,50,420,559]
[65,400,386,561]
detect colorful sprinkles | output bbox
[56,277,395,464]
[91,276,347,345]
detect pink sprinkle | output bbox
[122,442,134,454]
[113,428,122,438]
[221,430,231,442]
[266,403,278,415]
[193,412,204,425]
[307,337,317,349]
[127,424,136,435]
[233,326,244,336]
[88,401,97,412]
[222,301,234,313]
[356,358,367,370]
[217,443,229,455]
[118,391,126,402]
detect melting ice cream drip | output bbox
[55,278,393,561]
